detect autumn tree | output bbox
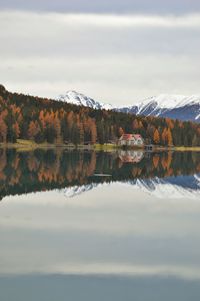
[166,128,173,145]
[161,127,167,145]
[12,122,20,139]
[28,121,41,141]
[0,116,7,142]
[132,119,139,130]
[153,129,160,144]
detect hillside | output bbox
[0,85,199,147]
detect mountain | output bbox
[57,90,112,110]
[58,91,200,122]
[118,94,200,123]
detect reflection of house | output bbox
[118,150,144,163]
[118,134,144,147]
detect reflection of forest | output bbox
[0,148,199,200]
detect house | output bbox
[118,134,144,147]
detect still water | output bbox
[0,149,200,300]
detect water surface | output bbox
[0,149,200,300]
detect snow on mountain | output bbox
[118,94,200,122]
[135,94,200,110]
[115,94,200,123]
[57,90,112,110]
[57,91,200,122]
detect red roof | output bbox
[133,134,141,139]
[120,134,142,140]
[120,134,133,140]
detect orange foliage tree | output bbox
[153,129,160,144]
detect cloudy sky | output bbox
[0,0,200,105]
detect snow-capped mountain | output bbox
[118,94,200,122]
[62,174,200,200]
[57,90,112,110]
[58,91,200,122]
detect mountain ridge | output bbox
[57,90,113,110]
[58,91,200,122]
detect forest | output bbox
[0,84,199,146]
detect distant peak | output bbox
[57,90,200,122]
[65,90,82,96]
[57,90,113,110]
[135,94,200,109]
[0,84,7,94]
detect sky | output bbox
[0,0,200,105]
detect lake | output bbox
[0,148,200,300]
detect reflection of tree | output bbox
[0,149,6,181]
[27,154,40,172]
[153,154,160,169]
[0,149,199,200]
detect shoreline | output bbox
[0,140,200,152]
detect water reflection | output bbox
[0,148,199,200]
[1,274,200,301]
[0,149,200,199]
[1,149,200,300]
[118,150,144,163]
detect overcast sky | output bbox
[0,0,200,105]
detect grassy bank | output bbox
[0,141,118,152]
[0,139,77,151]
[0,140,200,152]
[174,146,200,152]
[94,143,120,151]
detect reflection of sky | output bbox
[1,183,200,280]
[1,274,200,301]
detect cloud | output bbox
[2,54,200,104]
[0,11,200,104]
[0,0,200,15]
[2,11,200,29]
[56,13,200,28]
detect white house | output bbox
[118,134,144,147]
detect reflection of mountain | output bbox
[62,183,100,198]
[134,175,200,199]
[62,174,200,200]
[0,148,199,200]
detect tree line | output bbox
[0,84,199,146]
